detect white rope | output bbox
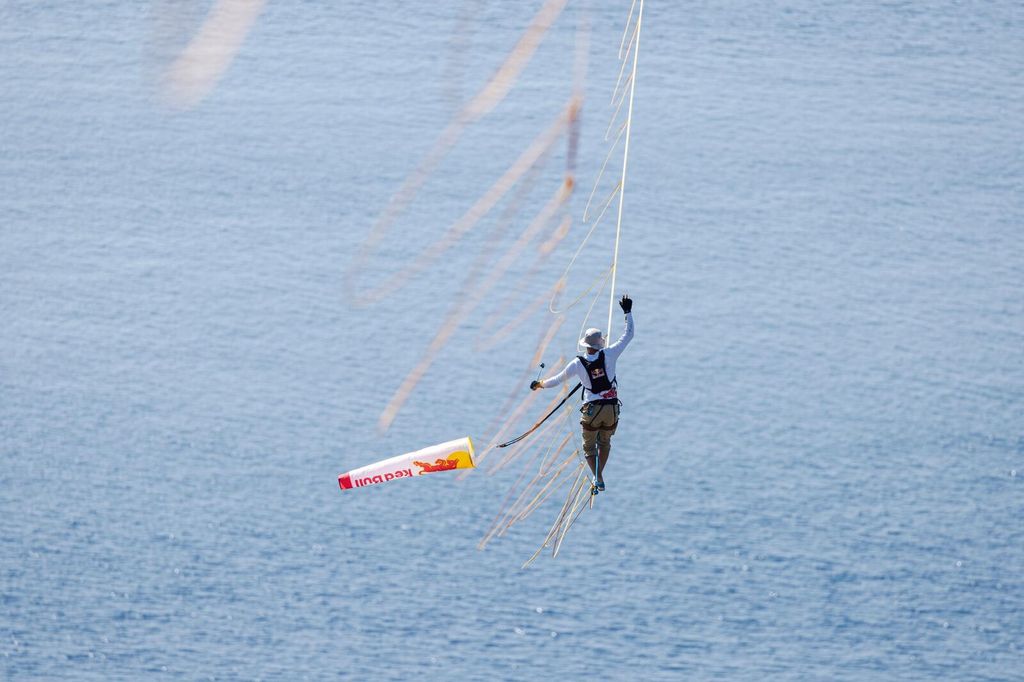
[610,18,639,106]
[617,0,639,60]
[606,0,643,336]
[583,123,627,220]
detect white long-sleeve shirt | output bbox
[540,312,634,403]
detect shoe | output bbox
[597,481,605,492]
[590,484,599,496]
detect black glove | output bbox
[618,294,632,314]
[530,380,541,391]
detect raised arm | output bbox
[606,295,635,357]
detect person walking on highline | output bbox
[531,295,634,493]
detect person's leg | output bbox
[596,438,610,483]
[595,404,619,485]
[580,405,600,477]
[584,451,598,477]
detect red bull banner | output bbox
[338,437,475,491]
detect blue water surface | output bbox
[2,2,1022,680]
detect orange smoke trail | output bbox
[378,179,573,432]
[162,0,266,109]
[358,110,570,304]
[346,0,569,297]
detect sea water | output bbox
[2,2,1022,679]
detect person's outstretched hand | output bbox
[530,380,542,391]
[619,294,633,313]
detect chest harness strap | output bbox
[578,351,619,431]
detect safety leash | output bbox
[497,383,583,448]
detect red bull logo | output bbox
[413,458,459,474]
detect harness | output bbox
[578,350,614,394]
[578,350,619,431]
